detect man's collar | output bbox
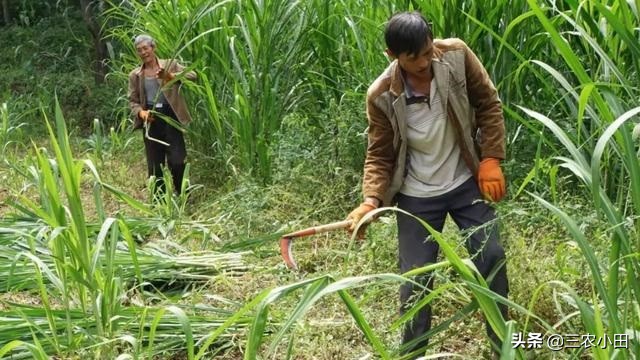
[401,69,431,98]
[389,61,404,97]
[135,57,163,75]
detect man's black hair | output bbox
[384,11,433,57]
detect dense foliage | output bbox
[0,0,639,359]
[0,9,122,134]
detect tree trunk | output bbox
[2,0,10,25]
[79,0,108,84]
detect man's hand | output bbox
[346,200,378,239]
[478,158,506,202]
[156,68,175,83]
[138,110,154,123]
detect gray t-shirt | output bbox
[144,76,167,106]
[398,80,472,198]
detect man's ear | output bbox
[385,48,396,59]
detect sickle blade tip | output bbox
[279,237,298,270]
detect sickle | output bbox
[279,219,353,270]
[144,119,170,146]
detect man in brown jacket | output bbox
[128,34,196,196]
[346,12,509,358]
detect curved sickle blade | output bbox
[279,220,352,271]
[279,237,297,270]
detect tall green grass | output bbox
[513,4,640,355]
[522,105,640,358]
[102,0,591,185]
[0,102,27,158]
[0,99,252,358]
[105,0,406,180]
[4,0,640,358]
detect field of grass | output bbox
[0,100,632,359]
[1,0,639,359]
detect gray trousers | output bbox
[396,177,509,357]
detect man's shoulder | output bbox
[128,66,142,78]
[158,58,183,71]
[367,62,395,100]
[433,38,469,53]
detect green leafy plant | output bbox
[522,105,640,358]
[0,98,251,358]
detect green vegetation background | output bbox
[0,0,638,359]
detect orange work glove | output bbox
[138,110,154,123]
[346,202,377,239]
[477,158,506,202]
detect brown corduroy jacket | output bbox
[128,58,197,129]
[363,38,505,206]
